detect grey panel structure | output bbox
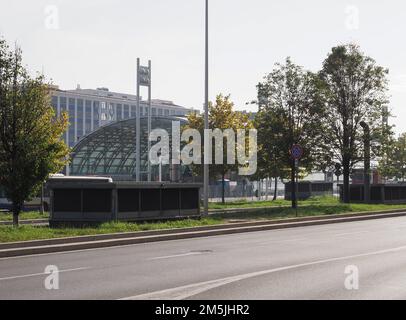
[284,181,334,200]
[339,184,406,204]
[47,177,201,226]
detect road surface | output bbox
[2,216,406,299]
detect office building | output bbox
[51,85,195,147]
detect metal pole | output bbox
[295,159,299,216]
[148,60,152,182]
[159,156,162,182]
[203,0,209,216]
[136,58,141,181]
[40,182,44,215]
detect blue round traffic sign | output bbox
[290,144,303,160]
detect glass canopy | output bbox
[70,116,189,181]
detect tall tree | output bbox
[318,44,390,203]
[0,39,69,226]
[186,94,253,204]
[255,58,323,208]
[254,106,290,201]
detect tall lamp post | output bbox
[203,0,209,216]
[360,121,371,203]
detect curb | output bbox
[0,219,49,226]
[0,209,405,258]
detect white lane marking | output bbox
[148,252,208,260]
[333,231,370,237]
[0,267,91,281]
[120,244,406,300]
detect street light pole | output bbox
[148,59,152,182]
[203,0,209,216]
[136,58,140,182]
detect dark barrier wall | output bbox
[47,178,201,225]
[339,184,406,203]
[285,182,333,200]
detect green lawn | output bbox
[208,198,291,209]
[0,218,223,243]
[208,195,348,209]
[0,211,49,221]
[210,200,406,220]
[209,195,406,220]
[0,196,405,243]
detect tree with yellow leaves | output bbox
[186,94,253,204]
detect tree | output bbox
[317,44,390,203]
[378,133,406,182]
[255,58,323,208]
[254,106,290,201]
[186,94,253,204]
[0,39,69,226]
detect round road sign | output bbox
[290,144,303,160]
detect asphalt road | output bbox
[2,216,406,299]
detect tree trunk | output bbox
[265,178,269,200]
[12,203,21,227]
[291,159,297,208]
[342,122,351,203]
[343,158,350,203]
[221,172,225,204]
[40,182,44,215]
[273,176,278,201]
[337,175,340,197]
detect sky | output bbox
[1,0,406,133]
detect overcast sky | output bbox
[1,0,406,133]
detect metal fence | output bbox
[208,179,285,202]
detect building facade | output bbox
[51,86,196,148]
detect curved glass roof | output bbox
[70,116,188,180]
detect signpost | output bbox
[136,58,152,182]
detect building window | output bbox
[93,101,100,129]
[117,104,122,120]
[85,100,92,134]
[131,105,136,118]
[108,103,115,121]
[60,97,67,142]
[164,109,169,116]
[124,105,130,119]
[100,101,107,121]
[51,96,58,116]
[77,99,84,139]
[152,108,156,116]
[68,98,75,147]
[158,108,163,116]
